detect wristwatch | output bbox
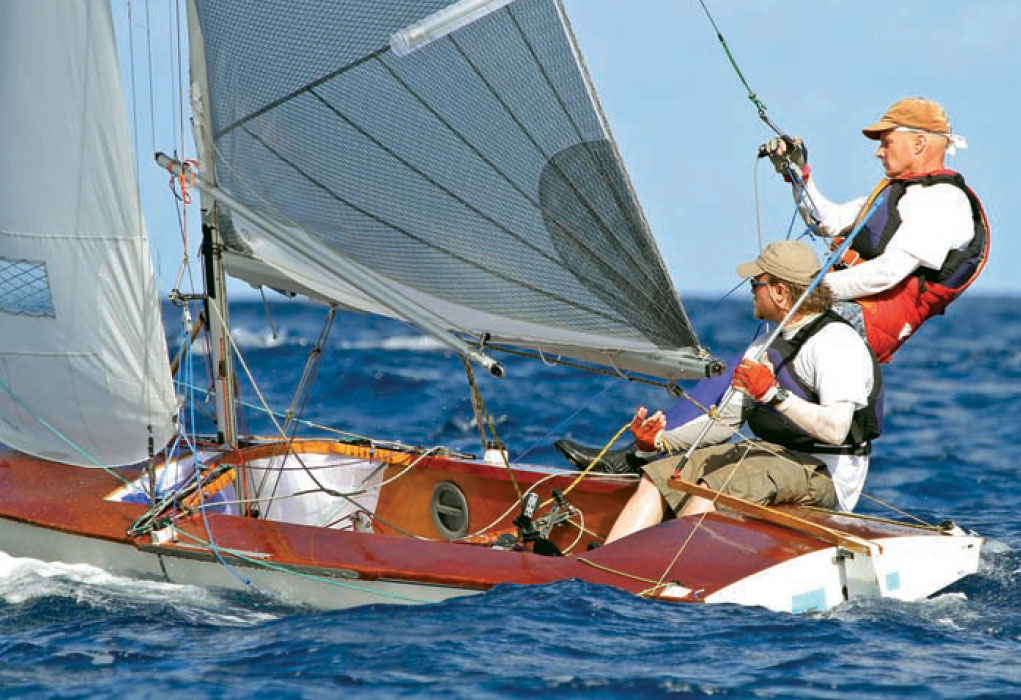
[769,387,790,406]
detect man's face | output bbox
[875,130,923,177]
[750,274,774,321]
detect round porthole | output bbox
[431,481,469,540]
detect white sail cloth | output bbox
[0,0,177,466]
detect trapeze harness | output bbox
[745,311,883,456]
[836,171,991,364]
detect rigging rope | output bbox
[694,0,782,137]
[694,0,827,241]
[461,355,490,460]
[512,377,619,463]
[461,349,524,501]
[0,375,133,488]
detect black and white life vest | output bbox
[745,312,884,456]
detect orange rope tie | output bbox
[172,158,199,205]
[180,466,237,511]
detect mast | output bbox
[186,0,238,447]
[199,210,238,447]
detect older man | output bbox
[604,241,881,544]
[765,97,990,363]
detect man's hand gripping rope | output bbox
[731,359,780,404]
[760,136,809,183]
[630,406,666,454]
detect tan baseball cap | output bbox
[735,240,821,286]
[862,97,951,139]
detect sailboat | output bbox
[0,0,980,614]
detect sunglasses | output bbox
[749,279,770,291]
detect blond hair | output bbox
[775,278,834,315]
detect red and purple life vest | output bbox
[838,171,990,363]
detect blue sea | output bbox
[1,295,1018,699]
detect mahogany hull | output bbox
[0,444,981,613]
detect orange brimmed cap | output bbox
[862,98,951,139]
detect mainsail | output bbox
[189,0,716,380]
[0,0,177,466]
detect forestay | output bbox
[0,0,177,467]
[189,0,715,380]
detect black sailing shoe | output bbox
[553,439,648,474]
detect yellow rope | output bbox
[543,422,632,506]
[574,556,665,585]
[643,441,756,597]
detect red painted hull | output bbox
[0,444,975,609]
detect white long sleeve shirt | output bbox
[796,178,974,300]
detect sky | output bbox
[113,0,1020,299]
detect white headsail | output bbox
[0,0,177,466]
[188,0,716,380]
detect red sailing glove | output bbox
[630,406,666,452]
[732,359,779,404]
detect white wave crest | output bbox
[176,330,443,355]
[175,326,295,356]
[339,335,444,351]
[0,551,276,625]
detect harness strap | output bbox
[850,178,892,230]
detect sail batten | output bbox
[191,0,715,379]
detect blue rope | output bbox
[786,193,889,306]
[0,374,132,485]
[171,528,431,603]
[194,466,254,588]
[689,278,746,326]
[171,311,253,588]
[785,207,802,240]
[513,378,619,462]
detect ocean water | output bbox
[1,295,1018,699]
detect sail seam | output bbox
[212,46,388,140]
[503,6,654,286]
[237,126,639,333]
[305,84,668,330]
[0,229,140,241]
[0,351,99,357]
[445,33,667,306]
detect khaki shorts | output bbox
[642,440,837,513]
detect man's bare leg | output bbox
[605,476,666,543]
[678,490,716,517]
